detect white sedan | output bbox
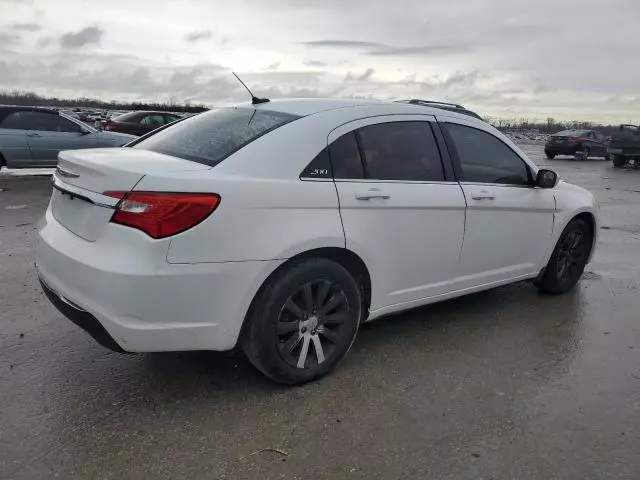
[36,99,599,384]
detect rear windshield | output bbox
[132,108,301,166]
[555,130,588,136]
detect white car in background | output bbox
[36,99,599,384]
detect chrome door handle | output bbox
[27,132,42,137]
[355,190,391,201]
[471,193,495,200]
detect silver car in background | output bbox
[0,107,136,169]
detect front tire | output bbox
[242,258,362,385]
[545,152,555,160]
[535,219,592,294]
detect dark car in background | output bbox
[104,111,182,136]
[544,129,608,160]
[0,107,135,169]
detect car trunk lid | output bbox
[51,148,210,241]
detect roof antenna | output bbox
[232,72,270,105]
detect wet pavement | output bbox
[1,148,639,480]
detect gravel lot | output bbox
[1,147,639,480]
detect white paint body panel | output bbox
[35,99,599,352]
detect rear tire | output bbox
[612,155,626,168]
[535,219,592,294]
[0,152,5,170]
[545,152,555,159]
[242,258,362,385]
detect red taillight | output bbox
[568,136,583,144]
[104,123,115,131]
[104,191,220,239]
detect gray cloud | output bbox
[184,29,212,42]
[0,33,21,43]
[303,40,384,49]
[304,60,327,67]
[264,61,281,70]
[346,68,375,82]
[59,26,103,49]
[10,22,42,31]
[303,39,472,56]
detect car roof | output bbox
[233,98,478,122]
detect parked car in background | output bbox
[544,129,608,159]
[608,124,640,168]
[0,107,135,168]
[104,111,182,136]
[36,98,598,384]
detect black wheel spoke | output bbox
[318,293,345,316]
[283,333,302,353]
[315,281,331,310]
[323,312,348,325]
[285,299,305,319]
[302,283,314,312]
[277,321,299,336]
[319,327,340,345]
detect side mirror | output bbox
[536,169,558,188]
[80,127,92,135]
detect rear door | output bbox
[329,115,467,312]
[0,111,32,167]
[25,112,98,165]
[440,117,555,287]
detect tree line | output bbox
[0,90,209,113]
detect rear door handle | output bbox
[355,189,391,201]
[27,132,42,138]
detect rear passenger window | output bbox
[329,132,364,179]
[357,122,444,181]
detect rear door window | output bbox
[357,122,444,181]
[0,111,32,130]
[329,132,364,179]
[132,108,300,166]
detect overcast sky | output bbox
[1,0,639,122]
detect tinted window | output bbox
[0,111,81,133]
[329,132,364,179]
[555,129,588,137]
[0,111,32,129]
[132,108,300,166]
[113,112,142,123]
[447,123,530,186]
[301,147,332,179]
[141,114,166,126]
[164,114,180,123]
[358,122,444,181]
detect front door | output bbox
[328,115,467,313]
[26,112,97,165]
[441,119,555,288]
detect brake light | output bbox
[104,191,220,239]
[568,136,583,144]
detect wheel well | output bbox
[237,247,372,347]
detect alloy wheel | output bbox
[556,229,587,282]
[276,280,350,369]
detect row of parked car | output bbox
[0,106,186,169]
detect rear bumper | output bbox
[545,144,579,155]
[36,207,283,352]
[39,276,126,353]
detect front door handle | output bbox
[27,132,42,138]
[471,192,495,200]
[355,189,391,201]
